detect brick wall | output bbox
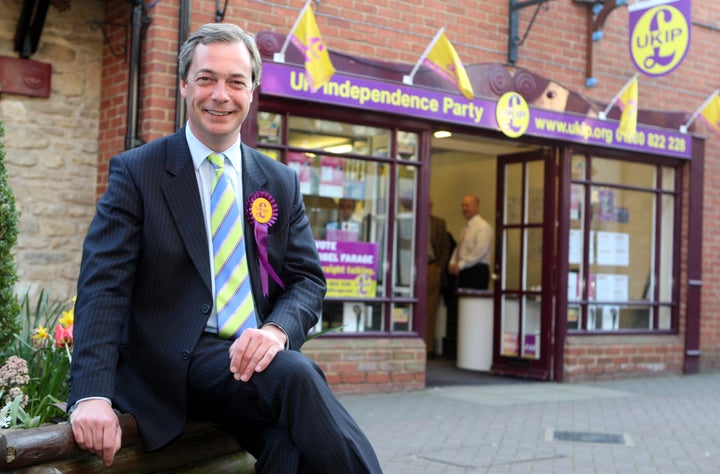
[3,0,720,387]
[96,0,132,196]
[564,335,685,382]
[303,337,426,394]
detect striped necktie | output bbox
[208,153,256,339]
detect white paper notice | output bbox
[595,273,628,302]
[568,271,579,301]
[569,229,582,264]
[596,231,629,266]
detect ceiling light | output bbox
[434,130,452,139]
[324,143,353,154]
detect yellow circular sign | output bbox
[496,92,529,138]
[630,5,689,77]
[251,197,273,224]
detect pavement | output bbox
[339,365,720,473]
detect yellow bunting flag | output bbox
[289,2,336,92]
[616,76,638,139]
[422,29,474,100]
[698,92,720,135]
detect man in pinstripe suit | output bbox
[67,23,382,473]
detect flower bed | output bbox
[1,292,73,429]
[0,292,253,472]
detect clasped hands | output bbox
[70,326,285,466]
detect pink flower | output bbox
[55,323,74,349]
[0,356,29,388]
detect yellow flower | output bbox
[58,296,76,328]
[59,309,74,328]
[32,325,50,341]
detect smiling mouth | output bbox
[207,110,231,116]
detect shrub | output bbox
[0,119,21,350]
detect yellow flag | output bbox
[423,31,474,100]
[699,93,720,135]
[616,76,638,139]
[290,4,335,92]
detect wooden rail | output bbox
[0,413,254,473]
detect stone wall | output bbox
[0,0,103,302]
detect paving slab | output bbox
[340,372,720,473]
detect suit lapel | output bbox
[241,143,268,199]
[241,145,271,310]
[162,130,212,293]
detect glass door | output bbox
[493,150,556,380]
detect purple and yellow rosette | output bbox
[245,191,284,296]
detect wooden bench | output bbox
[0,413,255,473]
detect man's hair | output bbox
[178,23,262,89]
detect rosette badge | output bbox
[245,191,284,296]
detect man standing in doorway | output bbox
[426,198,451,358]
[448,194,493,290]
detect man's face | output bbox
[338,199,355,221]
[461,196,479,220]
[180,42,254,151]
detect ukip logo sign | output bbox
[629,0,691,77]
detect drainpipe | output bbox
[175,0,191,130]
[125,1,149,150]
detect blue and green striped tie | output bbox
[208,153,256,339]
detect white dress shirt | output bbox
[450,214,493,270]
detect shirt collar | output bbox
[185,124,242,172]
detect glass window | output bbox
[505,163,523,225]
[527,160,544,223]
[288,117,390,157]
[397,131,418,161]
[257,111,282,145]
[499,295,542,359]
[392,302,413,331]
[661,166,675,191]
[504,228,522,291]
[591,158,656,188]
[526,227,543,290]
[260,113,423,335]
[395,163,417,297]
[571,154,586,180]
[287,150,388,333]
[257,147,280,161]
[568,154,677,333]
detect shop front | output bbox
[244,31,702,388]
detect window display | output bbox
[257,112,422,334]
[568,155,677,332]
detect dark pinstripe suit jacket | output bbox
[67,128,326,450]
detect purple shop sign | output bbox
[262,63,691,159]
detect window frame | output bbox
[565,151,683,335]
[250,100,431,337]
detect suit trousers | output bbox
[186,334,382,474]
[458,263,490,290]
[425,262,442,354]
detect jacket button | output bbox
[181,350,190,360]
[201,304,211,314]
